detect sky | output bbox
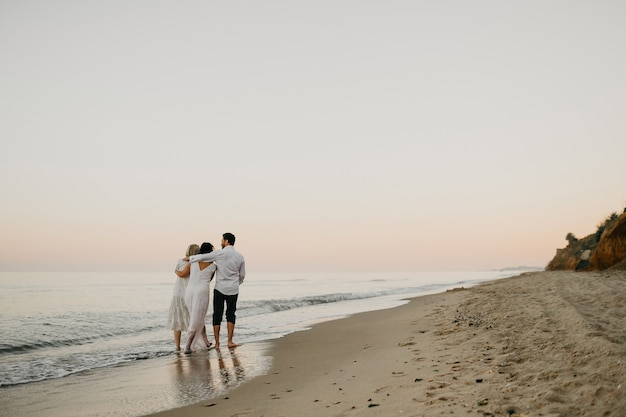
[1,1,625,273]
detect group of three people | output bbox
[166,232,246,353]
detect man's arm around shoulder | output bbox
[189,251,220,263]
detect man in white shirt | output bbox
[188,232,246,349]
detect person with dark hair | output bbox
[188,232,246,349]
[181,242,216,354]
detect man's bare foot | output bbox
[214,343,220,350]
[228,342,241,348]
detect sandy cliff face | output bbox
[545,248,575,270]
[546,236,595,271]
[589,212,626,270]
[547,212,626,271]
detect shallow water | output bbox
[1,343,273,417]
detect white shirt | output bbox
[189,246,246,296]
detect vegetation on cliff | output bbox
[546,206,626,271]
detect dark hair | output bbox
[199,242,214,254]
[223,232,236,245]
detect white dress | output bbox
[184,261,216,350]
[166,259,190,331]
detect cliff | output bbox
[546,211,626,271]
[589,212,626,270]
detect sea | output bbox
[0,268,537,416]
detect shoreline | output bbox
[149,270,625,417]
[3,270,623,417]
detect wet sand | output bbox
[148,270,625,417]
[1,343,273,417]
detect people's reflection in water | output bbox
[231,350,245,381]
[172,352,216,403]
[172,348,254,405]
[217,349,246,386]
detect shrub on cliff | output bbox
[595,212,619,242]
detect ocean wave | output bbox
[238,284,448,317]
[0,345,175,388]
[0,322,164,356]
[0,270,515,389]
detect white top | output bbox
[189,246,245,296]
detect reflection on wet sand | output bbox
[171,346,269,404]
[1,343,272,417]
[217,349,245,386]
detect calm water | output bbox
[0,269,535,389]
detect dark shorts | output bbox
[213,289,238,325]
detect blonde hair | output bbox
[186,244,200,257]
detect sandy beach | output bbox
[148,270,625,417]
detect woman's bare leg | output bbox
[201,326,212,348]
[184,330,195,354]
[174,330,182,351]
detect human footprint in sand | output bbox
[188,232,246,350]
[182,242,216,354]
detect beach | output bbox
[148,270,625,417]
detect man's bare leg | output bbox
[227,322,241,348]
[213,324,221,350]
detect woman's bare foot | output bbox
[228,342,241,348]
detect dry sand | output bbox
[148,270,625,417]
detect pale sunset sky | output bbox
[1,1,625,273]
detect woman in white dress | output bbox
[168,243,199,351]
[182,242,216,354]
